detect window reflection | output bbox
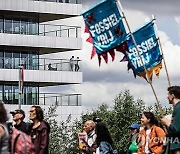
[0,16,3,33]
[0,85,39,105]
[1,15,38,35]
[4,18,12,33]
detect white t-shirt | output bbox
[96,147,100,154]
[145,129,151,154]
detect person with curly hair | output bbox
[95,121,114,154]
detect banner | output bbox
[126,21,162,76]
[82,0,126,55]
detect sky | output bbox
[42,0,180,112]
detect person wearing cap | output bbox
[127,123,140,154]
[10,109,29,134]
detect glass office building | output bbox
[0,0,82,120]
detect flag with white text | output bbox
[82,0,127,65]
[126,21,162,79]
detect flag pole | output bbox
[115,0,161,110]
[152,15,171,87]
[18,66,22,110]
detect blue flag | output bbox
[82,0,127,55]
[126,21,162,75]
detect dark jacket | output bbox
[31,121,50,154]
[14,121,29,134]
[168,101,180,151]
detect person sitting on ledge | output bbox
[48,63,57,71]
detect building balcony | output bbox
[0,32,82,54]
[1,57,82,72]
[32,0,80,4]
[0,0,82,22]
[0,57,83,86]
[1,92,81,106]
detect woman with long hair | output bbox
[95,121,114,154]
[29,105,50,154]
[138,112,165,154]
[0,101,10,153]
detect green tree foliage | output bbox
[45,105,82,154]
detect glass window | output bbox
[4,17,12,33]
[5,52,12,69]
[0,16,4,33]
[0,85,3,101]
[32,54,39,70]
[0,51,4,68]
[21,18,28,35]
[13,18,20,34]
[4,85,12,104]
[13,52,20,69]
[12,85,19,104]
[29,18,38,35]
[21,53,28,69]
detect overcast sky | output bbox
[42,0,180,111]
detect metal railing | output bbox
[0,57,82,72]
[39,24,81,38]
[39,93,81,106]
[1,92,81,106]
[1,22,81,38]
[32,0,80,4]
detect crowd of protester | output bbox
[0,101,50,154]
[78,86,180,154]
[1,85,180,154]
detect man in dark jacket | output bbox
[162,86,180,154]
[10,109,29,134]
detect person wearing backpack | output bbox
[29,106,50,154]
[0,101,10,154]
[138,112,165,154]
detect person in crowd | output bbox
[95,121,114,154]
[10,109,29,134]
[0,101,10,153]
[162,86,180,154]
[93,117,102,124]
[70,56,74,71]
[29,106,50,154]
[127,123,140,154]
[138,112,165,154]
[81,120,97,154]
[75,57,80,71]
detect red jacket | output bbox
[137,125,165,154]
[32,121,50,154]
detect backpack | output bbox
[10,128,35,154]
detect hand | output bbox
[161,117,171,127]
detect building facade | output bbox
[0,0,83,121]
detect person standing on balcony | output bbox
[75,57,80,71]
[70,56,74,71]
[29,106,50,154]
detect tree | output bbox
[45,105,82,154]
